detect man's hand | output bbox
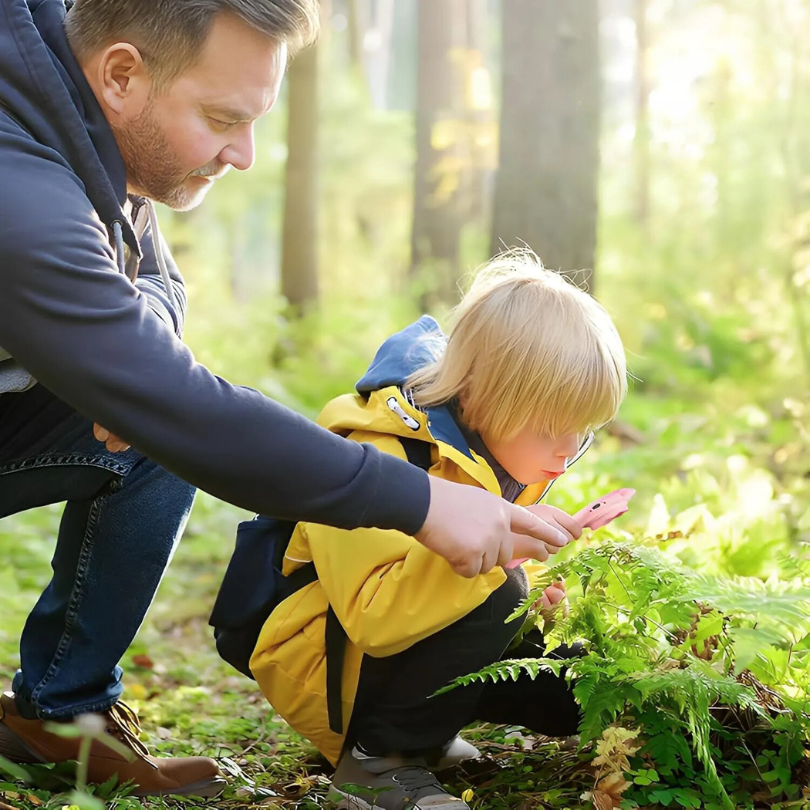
[414,477,576,578]
[93,424,131,453]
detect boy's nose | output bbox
[557,434,581,458]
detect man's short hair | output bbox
[65,0,319,84]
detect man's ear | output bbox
[95,42,153,119]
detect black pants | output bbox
[348,568,582,756]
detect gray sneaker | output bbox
[329,747,470,809]
[428,736,481,771]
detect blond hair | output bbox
[406,251,627,440]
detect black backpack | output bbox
[209,437,432,734]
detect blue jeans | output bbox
[0,385,196,720]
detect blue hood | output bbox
[0,0,137,251]
[356,316,446,394]
[356,316,475,460]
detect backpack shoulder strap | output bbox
[399,436,432,471]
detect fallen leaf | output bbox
[597,770,632,798]
[591,788,621,810]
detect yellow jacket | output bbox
[250,319,548,764]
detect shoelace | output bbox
[104,701,152,761]
[391,766,444,792]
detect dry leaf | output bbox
[597,770,632,798]
[591,788,621,810]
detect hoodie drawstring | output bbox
[146,201,178,312]
[112,220,126,276]
[112,206,177,313]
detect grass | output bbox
[1,393,807,809]
[0,493,601,810]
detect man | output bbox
[0,0,574,798]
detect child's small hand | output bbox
[538,579,567,611]
[525,504,582,551]
[536,578,569,626]
[505,506,581,569]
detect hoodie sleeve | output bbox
[0,130,430,534]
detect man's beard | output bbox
[113,98,224,211]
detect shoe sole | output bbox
[329,787,467,809]
[0,721,46,764]
[329,789,376,809]
[1,722,226,800]
[134,775,228,799]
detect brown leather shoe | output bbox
[0,692,226,798]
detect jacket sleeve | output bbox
[0,132,430,534]
[133,217,187,337]
[298,434,506,658]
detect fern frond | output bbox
[678,574,810,643]
[432,656,576,697]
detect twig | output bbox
[606,559,633,603]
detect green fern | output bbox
[442,536,810,808]
[432,656,574,696]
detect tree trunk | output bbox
[410,0,468,308]
[491,0,601,290]
[280,36,320,312]
[634,0,651,230]
[347,0,367,74]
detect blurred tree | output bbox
[634,0,651,230]
[411,0,466,308]
[365,0,396,108]
[491,0,601,289]
[281,13,321,312]
[411,0,495,308]
[347,0,368,75]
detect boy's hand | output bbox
[505,505,582,568]
[415,477,575,578]
[537,578,569,625]
[538,579,567,611]
[526,504,582,546]
[93,424,131,453]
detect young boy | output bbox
[249,252,627,809]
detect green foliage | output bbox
[3,2,810,809]
[444,539,810,809]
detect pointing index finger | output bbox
[508,503,570,548]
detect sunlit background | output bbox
[153,0,810,550]
[1,2,809,806]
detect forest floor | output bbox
[0,494,595,810]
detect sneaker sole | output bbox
[329,788,376,809]
[329,787,467,809]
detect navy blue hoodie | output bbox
[0,0,429,533]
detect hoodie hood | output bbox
[354,316,476,461]
[0,0,138,254]
[355,315,445,394]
